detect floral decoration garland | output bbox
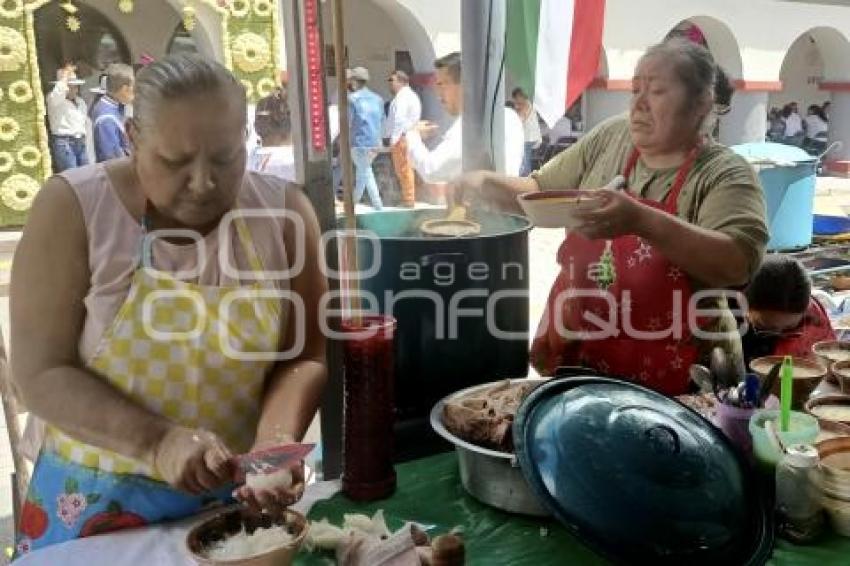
[0,25,26,72]
[0,117,21,142]
[232,31,270,73]
[0,173,39,212]
[8,79,32,103]
[17,145,40,168]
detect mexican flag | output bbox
[506,0,606,127]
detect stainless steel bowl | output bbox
[429,377,549,516]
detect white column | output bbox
[719,91,768,147]
[585,88,630,131]
[827,91,850,164]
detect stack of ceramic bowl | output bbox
[814,438,850,537]
[813,341,850,392]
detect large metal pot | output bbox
[429,377,548,516]
[343,209,532,423]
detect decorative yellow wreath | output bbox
[0,25,26,72]
[229,0,250,18]
[8,79,32,104]
[0,152,13,174]
[118,0,134,14]
[232,32,271,73]
[0,173,39,212]
[66,15,80,32]
[0,0,23,20]
[256,77,277,98]
[0,117,20,142]
[182,6,196,31]
[240,79,254,99]
[17,145,41,168]
[253,0,272,18]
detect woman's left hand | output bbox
[572,188,651,240]
[234,441,306,514]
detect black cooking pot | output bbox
[338,209,532,424]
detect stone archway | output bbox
[778,27,850,174]
[773,29,850,115]
[667,16,744,80]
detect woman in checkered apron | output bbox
[10,55,328,555]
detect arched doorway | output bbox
[666,17,748,144]
[776,28,850,129]
[33,1,130,99]
[775,32,829,120]
[778,27,850,171]
[666,17,743,80]
[320,0,436,112]
[167,24,199,57]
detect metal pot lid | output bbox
[513,374,773,565]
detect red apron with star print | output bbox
[530,146,704,396]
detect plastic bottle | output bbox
[775,444,824,544]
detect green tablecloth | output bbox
[296,452,850,565]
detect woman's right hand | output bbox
[450,170,489,207]
[152,426,234,494]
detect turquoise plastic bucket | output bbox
[732,142,818,251]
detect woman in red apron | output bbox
[455,39,769,395]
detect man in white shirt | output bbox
[511,88,542,176]
[406,52,524,184]
[783,101,804,145]
[47,64,89,172]
[385,70,421,207]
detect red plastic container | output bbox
[341,314,397,501]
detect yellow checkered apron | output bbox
[45,217,284,478]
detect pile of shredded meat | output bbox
[441,380,536,452]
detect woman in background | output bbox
[249,90,296,183]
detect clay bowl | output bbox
[805,394,850,429]
[517,190,603,229]
[813,341,850,384]
[186,506,308,566]
[832,361,850,394]
[815,437,850,505]
[750,355,827,410]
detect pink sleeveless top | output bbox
[59,164,292,364]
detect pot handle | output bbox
[420,252,468,267]
[645,424,681,455]
[554,366,601,379]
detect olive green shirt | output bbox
[531,115,769,368]
[532,115,769,277]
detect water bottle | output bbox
[775,444,824,543]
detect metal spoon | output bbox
[689,364,713,394]
[710,347,737,389]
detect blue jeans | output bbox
[520,142,536,177]
[51,136,88,172]
[352,147,383,209]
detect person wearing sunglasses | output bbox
[741,255,835,367]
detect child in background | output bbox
[741,255,835,367]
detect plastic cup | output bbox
[341,314,398,501]
[714,396,778,457]
[749,409,820,470]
